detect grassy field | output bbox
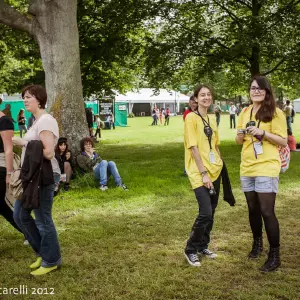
[1,114,300,300]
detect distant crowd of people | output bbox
[151,106,170,126]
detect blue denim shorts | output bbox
[241,176,279,193]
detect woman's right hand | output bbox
[65,152,71,160]
[202,174,213,189]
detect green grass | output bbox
[1,115,300,300]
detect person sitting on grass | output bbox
[55,137,74,191]
[76,137,128,191]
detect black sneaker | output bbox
[118,183,129,191]
[64,184,70,191]
[184,252,201,267]
[199,249,217,259]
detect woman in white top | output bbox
[12,85,61,276]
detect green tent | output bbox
[1,100,31,131]
[114,102,128,127]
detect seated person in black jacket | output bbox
[55,137,73,191]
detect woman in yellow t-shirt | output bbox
[236,76,287,272]
[184,85,223,267]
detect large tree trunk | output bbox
[32,1,88,154]
[249,0,262,77]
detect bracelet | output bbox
[7,171,13,175]
[261,130,265,139]
[201,170,208,176]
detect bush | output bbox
[128,113,135,118]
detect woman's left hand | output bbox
[12,136,27,147]
[247,126,264,137]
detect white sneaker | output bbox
[23,240,29,246]
[99,185,108,191]
[199,249,217,259]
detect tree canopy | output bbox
[1,0,300,100]
[144,0,300,99]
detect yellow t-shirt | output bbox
[184,112,223,189]
[237,105,287,177]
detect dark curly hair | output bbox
[80,137,94,152]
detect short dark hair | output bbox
[287,129,292,136]
[193,84,213,99]
[80,137,94,152]
[286,100,290,105]
[249,76,275,123]
[21,85,47,109]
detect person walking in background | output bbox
[236,76,287,272]
[85,106,94,137]
[17,109,27,138]
[151,108,158,126]
[228,102,237,129]
[27,113,35,129]
[156,107,160,125]
[214,102,222,127]
[12,85,61,276]
[284,100,293,132]
[159,108,164,125]
[110,113,115,130]
[184,84,223,267]
[164,107,170,125]
[94,114,102,139]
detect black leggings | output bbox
[244,191,279,248]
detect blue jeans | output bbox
[94,160,122,186]
[286,116,292,132]
[13,184,61,267]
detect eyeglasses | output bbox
[250,86,265,93]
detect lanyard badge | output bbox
[194,112,216,163]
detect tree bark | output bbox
[34,1,88,154]
[249,0,262,77]
[0,0,88,155]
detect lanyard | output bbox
[249,108,261,128]
[249,108,263,159]
[194,111,213,150]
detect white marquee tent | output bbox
[115,88,189,115]
[293,98,300,113]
